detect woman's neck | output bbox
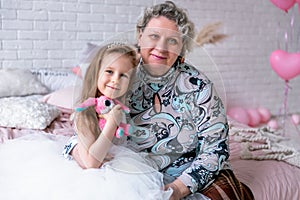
[142,64,170,77]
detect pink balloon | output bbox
[291,114,300,125]
[257,107,271,123]
[227,107,249,125]
[270,49,300,80]
[247,109,261,127]
[270,0,296,12]
[268,119,279,130]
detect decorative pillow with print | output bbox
[31,68,79,92]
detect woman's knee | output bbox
[201,169,254,200]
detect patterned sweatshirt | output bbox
[126,59,230,193]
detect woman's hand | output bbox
[165,183,181,200]
[164,179,191,200]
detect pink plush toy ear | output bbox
[75,97,97,112]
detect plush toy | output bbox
[75,96,131,138]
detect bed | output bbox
[0,67,299,200]
[228,119,300,200]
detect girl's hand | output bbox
[103,153,114,162]
[105,105,123,126]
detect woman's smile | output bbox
[150,53,167,60]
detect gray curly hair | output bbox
[136,1,195,56]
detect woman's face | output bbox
[138,16,183,76]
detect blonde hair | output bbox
[76,43,137,139]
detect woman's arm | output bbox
[178,82,229,193]
[76,105,123,168]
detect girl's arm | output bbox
[76,105,123,168]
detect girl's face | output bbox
[138,16,183,76]
[98,53,133,99]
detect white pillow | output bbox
[0,68,48,98]
[0,96,60,129]
[31,68,80,92]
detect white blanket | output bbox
[0,133,172,200]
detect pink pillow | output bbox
[41,86,81,113]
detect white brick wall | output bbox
[0,0,299,115]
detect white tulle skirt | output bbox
[0,133,172,200]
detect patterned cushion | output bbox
[0,96,60,129]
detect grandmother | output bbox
[125,1,254,200]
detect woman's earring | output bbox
[179,56,185,64]
[137,46,141,53]
[135,44,141,53]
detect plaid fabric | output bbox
[201,169,254,200]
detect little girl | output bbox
[64,43,172,199]
[71,43,136,168]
